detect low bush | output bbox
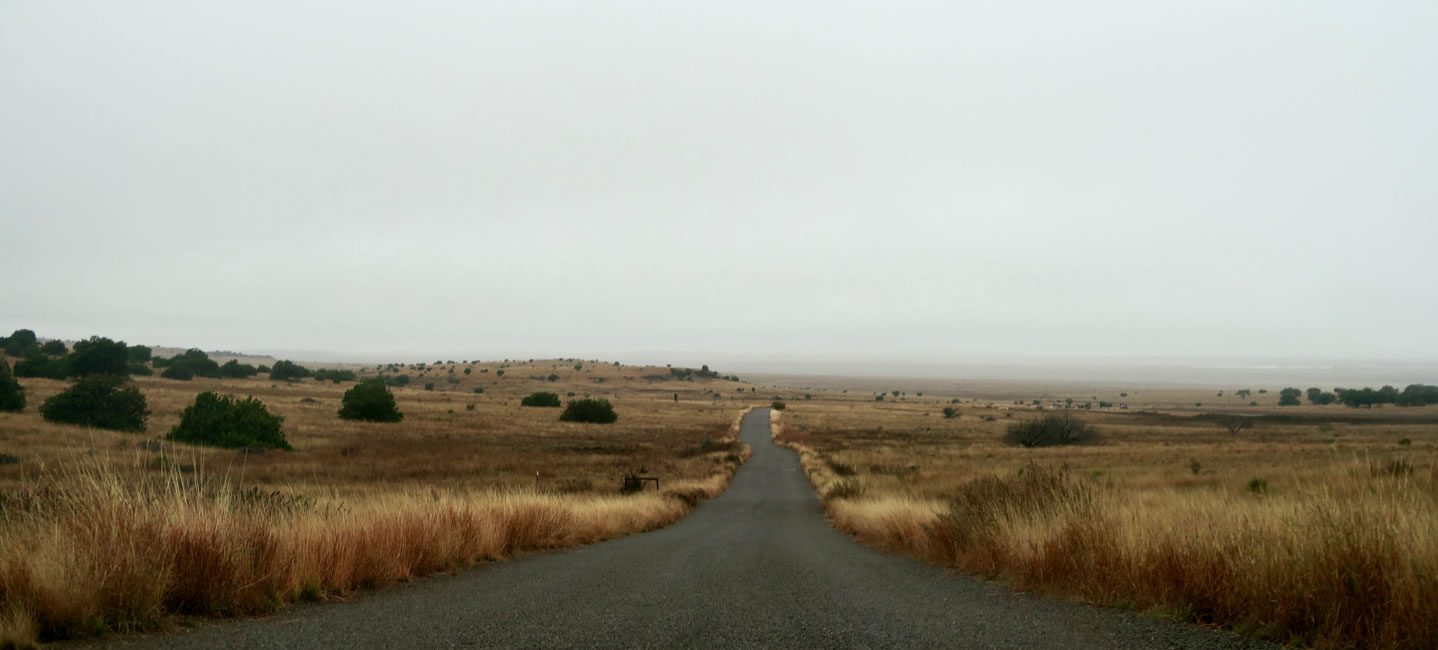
[521,392,561,407]
[160,349,221,378]
[312,368,356,383]
[128,362,154,376]
[1003,415,1099,448]
[220,360,260,378]
[167,392,292,450]
[0,358,25,412]
[39,340,67,355]
[14,353,66,379]
[338,380,403,422]
[161,365,195,381]
[40,375,149,432]
[559,398,617,423]
[771,400,786,411]
[269,360,310,381]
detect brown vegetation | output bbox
[769,387,1438,650]
[0,358,754,646]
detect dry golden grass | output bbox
[0,358,756,646]
[771,387,1438,650]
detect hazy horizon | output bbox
[4,2,1435,365]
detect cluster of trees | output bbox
[666,365,737,381]
[1278,384,1438,408]
[155,348,222,380]
[5,332,151,381]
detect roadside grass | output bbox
[0,360,755,646]
[772,400,1438,650]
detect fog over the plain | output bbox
[3,2,1435,373]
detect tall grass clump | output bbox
[0,460,700,646]
[821,460,1438,649]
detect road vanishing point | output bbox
[91,409,1274,649]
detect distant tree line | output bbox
[1278,384,1438,408]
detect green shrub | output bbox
[770,400,786,411]
[423,382,435,391]
[559,398,617,423]
[63,336,129,377]
[546,373,560,382]
[127,345,152,362]
[167,392,291,450]
[39,340,67,355]
[942,406,958,419]
[1003,415,1099,448]
[128,362,153,376]
[40,375,149,432]
[338,380,403,422]
[167,349,221,378]
[385,374,411,387]
[1247,477,1269,494]
[219,359,259,378]
[269,360,310,381]
[2,329,37,357]
[312,368,356,383]
[472,387,484,394]
[0,358,25,412]
[521,391,561,407]
[1278,387,1302,406]
[14,352,66,379]
[161,365,195,381]
[256,364,271,374]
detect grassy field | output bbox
[763,379,1437,650]
[0,356,758,646]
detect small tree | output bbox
[168,392,291,450]
[41,375,149,432]
[1219,414,1252,434]
[1278,388,1302,406]
[521,392,561,407]
[39,340,68,355]
[0,358,25,412]
[1003,415,1098,448]
[338,380,403,422]
[942,406,958,419]
[771,400,786,411]
[560,398,618,423]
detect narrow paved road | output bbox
[92,409,1271,649]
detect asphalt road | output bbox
[90,408,1273,649]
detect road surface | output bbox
[91,408,1271,649]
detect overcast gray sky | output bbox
[2,2,1435,367]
